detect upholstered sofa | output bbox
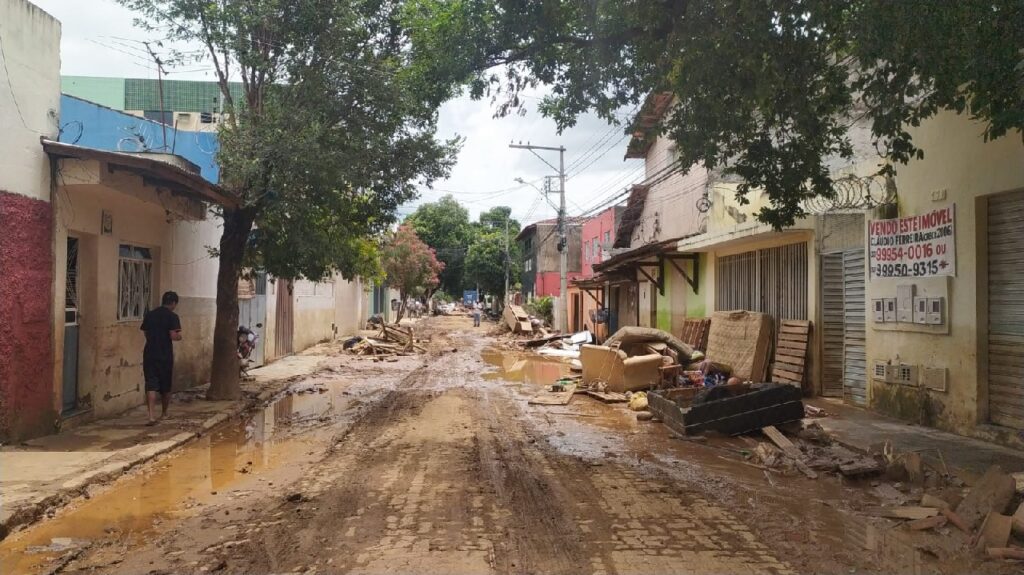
[580,344,664,393]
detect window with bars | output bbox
[118,245,154,321]
[715,242,808,322]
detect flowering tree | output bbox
[382,225,444,323]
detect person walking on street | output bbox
[141,291,182,425]
[472,301,482,327]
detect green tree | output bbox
[464,229,521,300]
[381,225,444,323]
[404,195,475,295]
[464,205,520,300]
[122,0,457,399]
[403,0,1023,228]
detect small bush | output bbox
[526,296,554,326]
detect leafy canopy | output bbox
[404,194,475,294]
[382,225,445,298]
[122,0,459,280]
[403,0,1023,228]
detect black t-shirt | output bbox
[141,306,181,362]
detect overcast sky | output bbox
[34,0,644,224]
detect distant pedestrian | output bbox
[472,301,482,327]
[141,291,182,425]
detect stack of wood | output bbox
[378,324,427,353]
[348,339,407,359]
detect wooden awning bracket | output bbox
[635,263,663,295]
[663,254,700,294]
[582,287,603,306]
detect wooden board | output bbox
[772,320,812,389]
[761,425,801,459]
[584,390,628,403]
[974,512,1012,552]
[864,506,940,520]
[528,384,576,405]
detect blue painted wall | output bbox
[59,94,221,183]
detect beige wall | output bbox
[865,111,1024,436]
[52,158,218,417]
[0,0,60,202]
[630,135,708,247]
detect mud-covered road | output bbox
[3,316,976,574]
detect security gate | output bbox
[820,248,866,404]
[988,190,1024,429]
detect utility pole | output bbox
[503,217,510,304]
[509,142,568,332]
[143,42,169,151]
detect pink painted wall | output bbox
[534,271,583,298]
[0,191,56,441]
[581,207,618,277]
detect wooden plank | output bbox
[775,354,806,366]
[761,425,801,459]
[864,506,940,520]
[974,512,1012,553]
[780,323,811,335]
[584,390,628,403]
[528,384,577,405]
[907,515,948,531]
[778,332,809,343]
[773,368,804,382]
[956,465,1016,530]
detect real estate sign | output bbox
[868,205,956,278]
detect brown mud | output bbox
[0,316,1012,574]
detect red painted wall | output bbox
[581,207,618,277]
[534,271,583,298]
[0,190,55,441]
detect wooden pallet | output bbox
[772,320,812,390]
[680,318,711,352]
[584,390,628,403]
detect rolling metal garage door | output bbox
[820,252,845,397]
[988,191,1024,429]
[842,250,867,405]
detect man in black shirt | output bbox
[141,291,183,425]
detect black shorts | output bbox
[143,359,173,394]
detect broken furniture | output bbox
[680,318,711,352]
[648,383,804,436]
[705,310,773,382]
[503,304,533,334]
[580,344,664,393]
[603,326,694,360]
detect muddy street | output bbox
[0,316,988,575]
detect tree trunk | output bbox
[207,207,257,400]
[394,290,406,324]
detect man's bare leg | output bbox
[147,391,159,424]
[160,392,171,419]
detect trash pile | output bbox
[342,324,426,360]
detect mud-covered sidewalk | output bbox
[0,350,328,540]
[1,315,1021,575]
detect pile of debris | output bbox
[343,324,426,360]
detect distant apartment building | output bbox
[516,218,582,299]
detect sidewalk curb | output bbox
[0,379,295,541]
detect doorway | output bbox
[62,237,80,414]
[820,248,867,405]
[275,279,294,356]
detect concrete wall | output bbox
[0,0,61,440]
[292,278,338,352]
[51,159,216,418]
[628,136,708,247]
[581,207,619,276]
[865,111,1024,437]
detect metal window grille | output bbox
[117,245,153,321]
[715,243,808,322]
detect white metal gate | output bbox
[988,191,1024,429]
[716,242,809,322]
[819,249,866,404]
[842,250,867,405]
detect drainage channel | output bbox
[0,378,354,574]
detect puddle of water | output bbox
[0,383,348,574]
[479,347,571,386]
